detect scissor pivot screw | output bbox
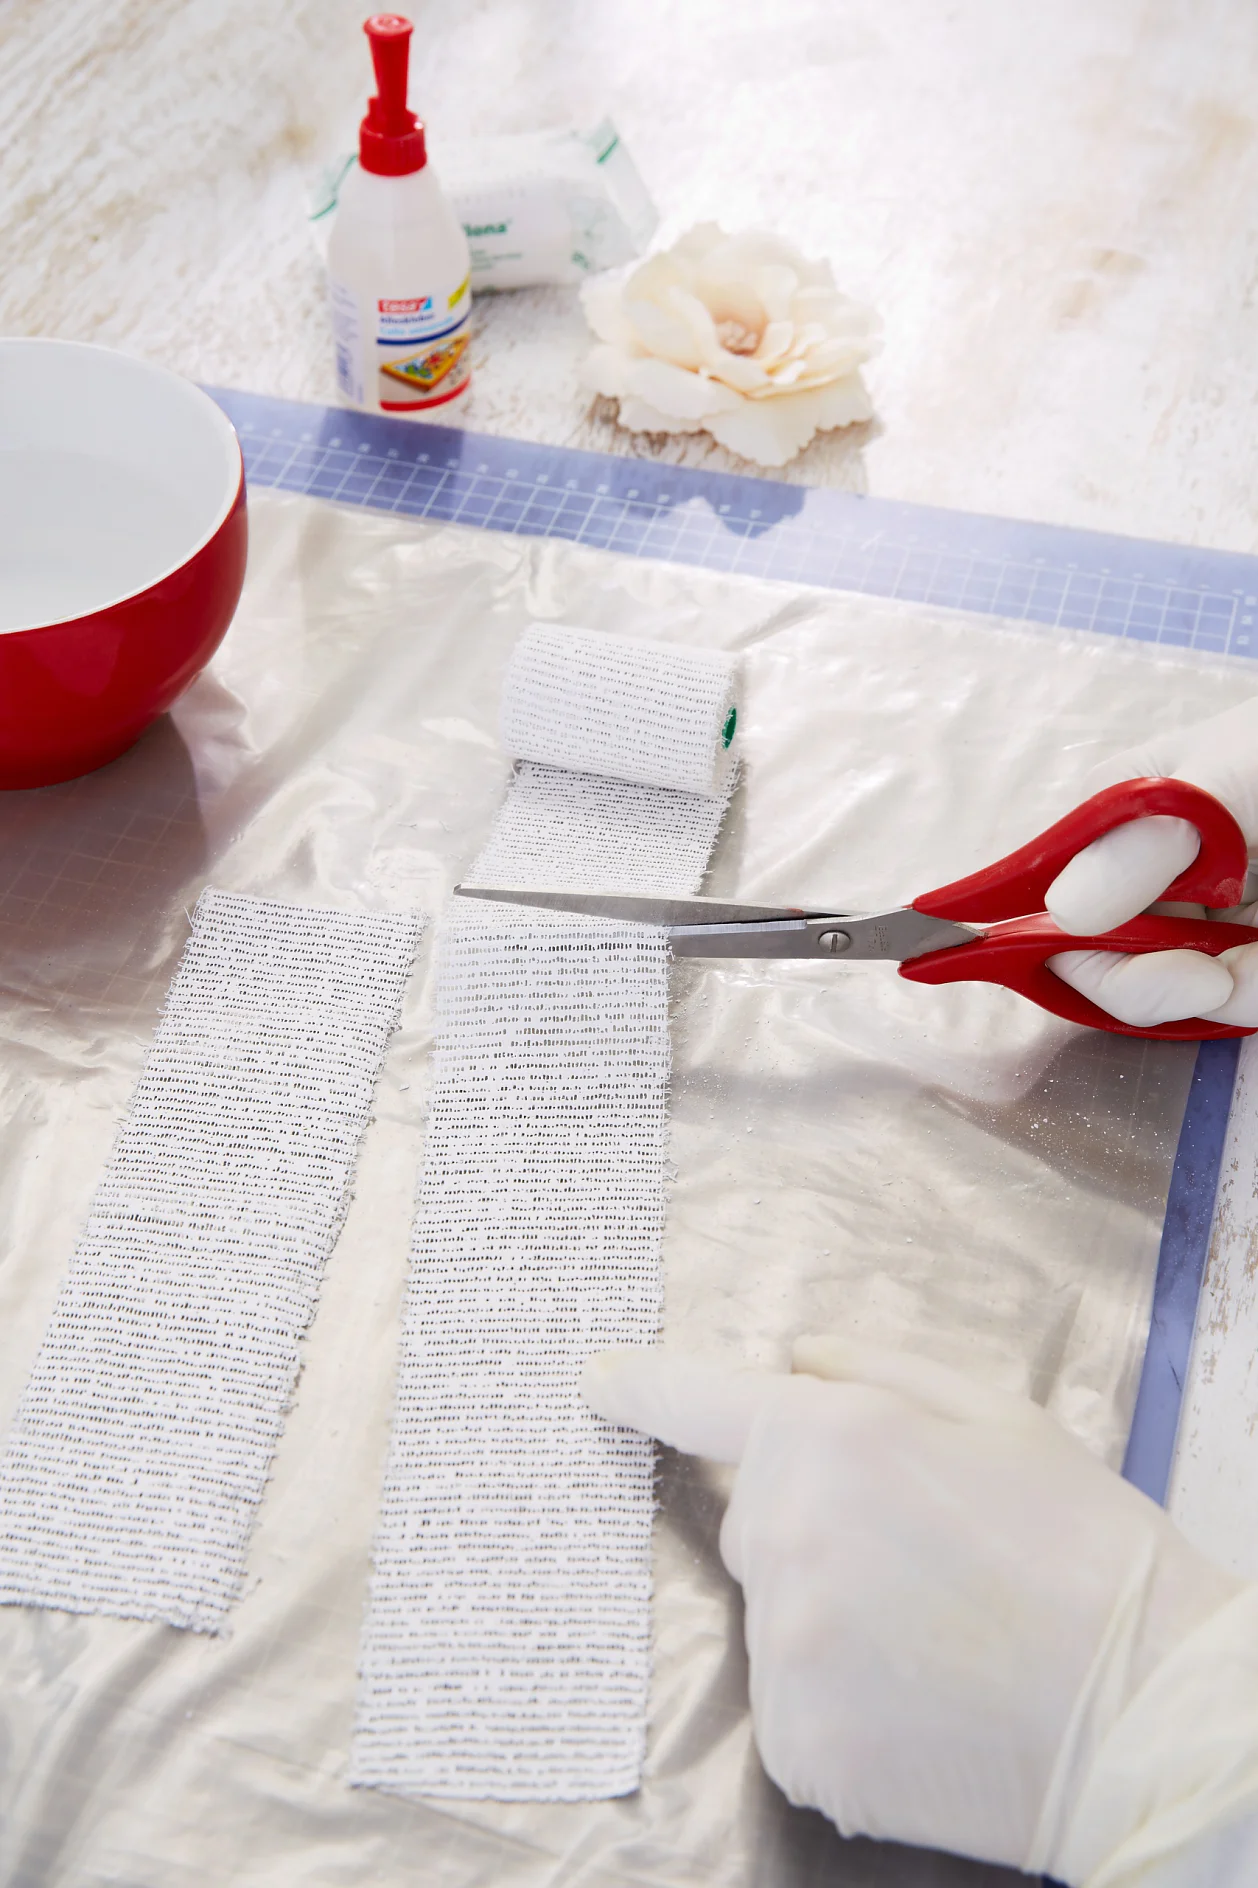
[818,930,851,955]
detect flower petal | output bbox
[706,373,872,466]
[580,342,635,399]
[624,251,690,303]
[748,262,799,324]
[755,319,796,367]
[692,268,768,337]
[765,356,812,390]
[625,293,704,370]
[810,372,875,426]
[663,286,771,392]
[581,222,880,463]
[621,355,745,420]
[791,286,881,354]
[788,335,870,381]
[580,274,639,351]
[615,395,707,433]
[711,353,771,394]
[706,398,819,467]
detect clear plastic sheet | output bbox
[0,489,1248,1887]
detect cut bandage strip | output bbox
[500,622,739,797]
[0,891,421,1633]
[353,623,739,1801]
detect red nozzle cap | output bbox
[359,15,427,175]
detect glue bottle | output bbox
[327,14,472,417]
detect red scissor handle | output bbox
[900,912,1258,1040]
[912,778,1249,924]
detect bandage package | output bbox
[310,119,658,291]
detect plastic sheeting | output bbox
[0,488,1249,1887]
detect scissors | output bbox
[457,778,1258,1042]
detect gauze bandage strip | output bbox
[500,623,739,797]
[0,892,421,1633]
[353,623,739,1801]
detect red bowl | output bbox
[0,340,247,788]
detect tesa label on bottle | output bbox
[376,276,471,411]
[377,295,436,343]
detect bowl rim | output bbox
[0,338,244,637]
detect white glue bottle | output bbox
[327,14,472,418]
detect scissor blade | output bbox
[454,885,808,924]
[453,886,978,962]
[669,909,979,961]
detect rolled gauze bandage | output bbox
[500,624,740,797]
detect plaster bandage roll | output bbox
[353,627,740,1801]
[500,623,739,798]
[0,892,421,1633]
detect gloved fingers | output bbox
[580,1347,780,1463]
[1048,946,1234,1027]
[1084,741,1186,794]
[1044,815,1200,935]
[1166,699,1258,839]
[1201,942,1258,1027]
[1083,699,1258,839]
[717,1376,912,1585]
[791,1334,1045,1433]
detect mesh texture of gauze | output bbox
[0,891,421,1633]
[352,626,739,1802]
[500,622,739,797]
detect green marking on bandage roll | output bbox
[722,705,737,749]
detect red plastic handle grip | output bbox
[900,912,1258,1040]
[913,778,1249,924]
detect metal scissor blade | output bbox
[807,909,980,962]
[453,886,979,963]
[669,909,979,961]
[454,885,810,925]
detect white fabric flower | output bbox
[580,223,878,468]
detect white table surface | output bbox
[4,0,1258,1569]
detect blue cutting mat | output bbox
[208,385,1253,1503]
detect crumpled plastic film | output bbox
[0,488,1249,1887]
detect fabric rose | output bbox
[580,223,878,467]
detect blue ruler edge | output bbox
[209,385,1252,1503]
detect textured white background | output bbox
[5,0,1258,538]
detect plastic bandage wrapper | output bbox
[0,891,421,1632]
[353,623,739,1801]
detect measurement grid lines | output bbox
[213,389,1258,664]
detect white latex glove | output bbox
[583,1341,1258,1885]
[1045,698,1258,1027]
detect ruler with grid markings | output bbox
[209,385,1258,656]
[208,384,1256,1503]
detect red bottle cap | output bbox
[358,15,427,176]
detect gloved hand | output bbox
[1045,698,1258,1027]
[584,1340,1258,1885]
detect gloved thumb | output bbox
[580,1348,780,1462]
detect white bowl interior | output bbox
[0,341,241,634]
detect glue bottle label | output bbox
[373,277,472,411]
[331,275,472,413]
